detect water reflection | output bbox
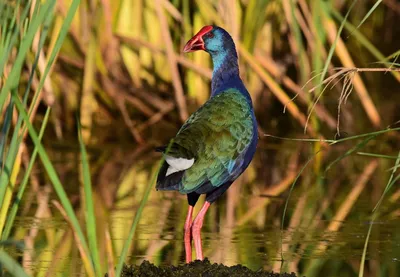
[8,198,400,276]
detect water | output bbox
[4,134,400,276]
[7,195,400,276]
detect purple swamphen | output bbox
[156,25,258,262]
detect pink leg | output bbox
[184,206,194,263]
[191,201,211,260]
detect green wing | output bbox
[168,88,254,193]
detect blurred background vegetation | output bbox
[0,0,400,276]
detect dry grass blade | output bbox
[144,200,172,261]
[281,0,305,67]
[116,98,144,144]
[309,67,400,93]
[290,180,341,271]
[324,17,381,127]
[137,102,175,132]
[105,226,115,277]
[116,34,212,79]
[384,0,400,14]
[160,0,183,22]
[52,200,96,277]
[176,55,212,79]
[255,53,337,129]
[238,44,312,134]
[337,71,355,135]
[308,67,400,134]
[23,186,51,275]
[116,34,164,54]
[389,188,400,203]
[100,0,118,67]
[81,33,97,143]
[237,153,298,226]
[273,188,309,273]
[315,160,378,253]
[45,230,73,277]
[155,0,188,122]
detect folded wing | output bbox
[156,89,254,194]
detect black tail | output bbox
[156,160,184,191]
[155,146,166,152]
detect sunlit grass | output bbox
[0,0,399,276]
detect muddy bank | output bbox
[117,258,297,277]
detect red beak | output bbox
[183,26,213,53]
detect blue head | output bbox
[183,26,238,73]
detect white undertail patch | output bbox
[165,155,195,176]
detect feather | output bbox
[156,160,184,191]
[165,155,195,176]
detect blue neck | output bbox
[210,50,249,100]
[210,51,239,95]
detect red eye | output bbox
[204,32,214,39]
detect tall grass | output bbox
[0,0,399,277]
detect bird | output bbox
[156,25,258,263]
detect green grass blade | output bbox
[264,134,337,143]
[280,151,319,263]
[324,134,377,173]
[387,163,400,172]
[10,90,93,273]
[265,126,400,144]
[2,0,83,263]
[0,1,6,27]
[115,139,174,276]
[288,0,308,83]
[0,0,52,115]
[23,11,53,104]
[0,89,23,213]
[78,122,102,277]
[330,127,400,143]
[332,8,382,60]
[353,0,382,31]
[242,0,269,51]
[359,151,400,277]
[0,249,29,277]
[331,8,400,83]
[357,152,399,159]
[30,0,81,108]
[0,3,53,228]
[0,0,27,77]
[2,107,51,241]
[372,152,400,213]
[318,0,357,87]
[0,101,15,232]
[0,101,14,170]
[385,49,400,61]
[0,0,79,233]
[115,169,157,276]
[0,2,12,50]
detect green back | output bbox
[169,89,254,193]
